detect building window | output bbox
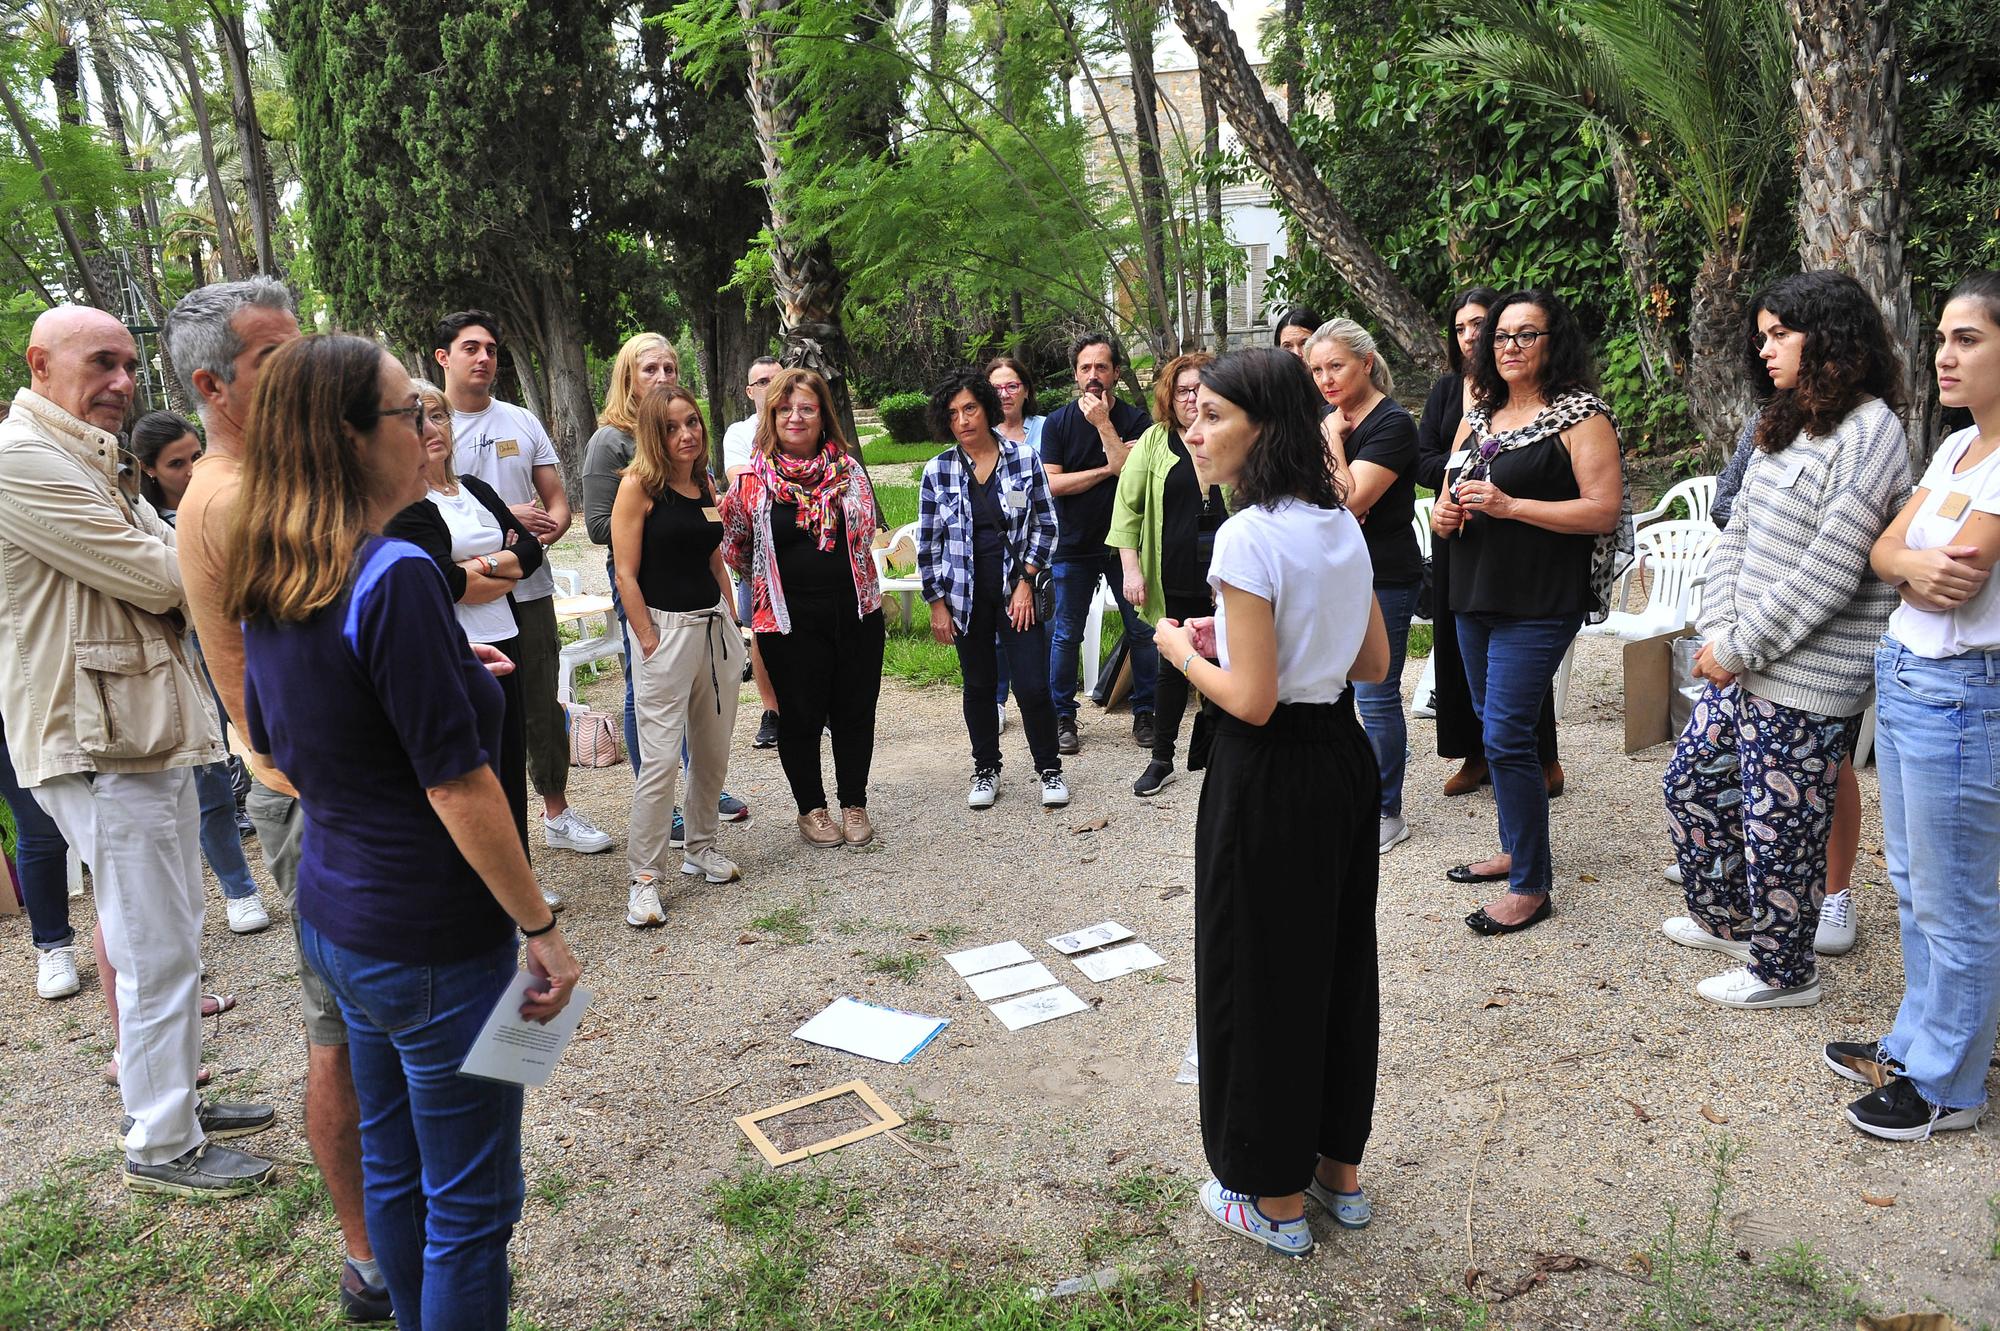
[1227,244,1270,333]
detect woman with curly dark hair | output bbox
[1152,348,1388,1258]
[1431,290,1629,936]
[1660,271,1910,1011]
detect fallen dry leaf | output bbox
[1483,995,1511,1009]
[737,931,758,945]
[1070,816,1109,834]
[1463,1267,1482,1292]
[1857,1316,1964,1331]
[1157,886,1188,901]
[1106,1148,1132,1166]
[1622,1097,1653,1122]
[1699,1104,1729,1125]
[1578,872,1599,883]
[1629,1251,1653,1275]
[787,1058,811,1067]
[1861,1191,1898,1208]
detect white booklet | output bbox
[944,940,1034,977]
[1047,921,1134,955]
[793,997,949,1064]
[987,986,1090,1031]
[458,972,595,1088]
[1073,941,1165,983]
[965,960,1060,1002]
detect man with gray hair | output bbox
[0,305,275,1196]
[168,279,391,1320]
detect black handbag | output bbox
[1030,567,1054,624]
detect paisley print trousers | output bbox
[1663,682,1859,987]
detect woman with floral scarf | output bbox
[720,368,885,849]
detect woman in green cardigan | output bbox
[1110,351,1227,796]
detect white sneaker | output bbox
[997,703,1008,733]
[225,895,271,935]
[968,768,997,810]
[1662,862,1684,886]
[625,877,665,928]
[36,945,79,1000]
[1814,889,1857,956]
[541,887,566,913]
[1378,814,1410,854]
[1661,915,1752,960]
[1039,769,1070,808]
[543,808,614,853]
[1198,1178,1314,1257]
[680,847,741,884]
[1410,691,1437,720]
[1696,965,1821,1009]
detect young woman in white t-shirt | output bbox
[1152,347,1388,1259]
[1856,270,2000,1142]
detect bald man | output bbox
[0,305,275,1197]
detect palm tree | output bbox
[1420,0,1794,452]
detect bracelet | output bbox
[521,915,558,938]
[1181,651,1198,675]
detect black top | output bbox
[770,502,852,597]
[1415,374,1467,493]
[1160,432,1226,598]
[1346,396,1422,586]
[1450,434,1595,618]
[385,473,545,606]
[637,485,724,613]
[1041,395,1153,559]
[969,467,1008,597]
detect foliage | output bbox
[1900,0,2000,319]
[876,391,932,445]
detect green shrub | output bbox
[877,392,933,445]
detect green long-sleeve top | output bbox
[1106,422,1226,622]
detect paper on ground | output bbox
[1073,941,1166,983]
[944,940,1033,977]
[1176,1031,1200,1085]
[459,972,596,1088]
[1047,920,1133,954]
[964,960,1060,1002]
[793,997,949,1064]
[988,985,1090,1030]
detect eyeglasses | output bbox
[991,381,1024,394]
[1491,329,1548,349]
[780,404,821,420]
[378,404,426,426]
[748,377,774,390]
[1173,386,1201,400]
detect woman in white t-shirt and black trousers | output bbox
[1849,270,2000,1141]
[387,382,544,851]
[1153,347,1389,1260]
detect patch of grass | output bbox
[902,1100,953,1145]
[866,950,928,985]
[1634,1136,1743,1330]
[832,916,876,937]
[1761,1240,1829,1293]
[930,924,968,948]
[875,483,918,531]
[1990,1194,2000,1261]
[883,629,962,689]
[750,904,815,946]
[1107,1167,1194,1217]
[863,440,946,468]
[529,1170,573,1213]
[1399,1295,1493,1330]
[1408,623,1434,658]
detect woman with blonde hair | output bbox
[613,387,744,926]
[721,368,886,848]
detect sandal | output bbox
[202,992,237,1019]
[103,1056,213,1088]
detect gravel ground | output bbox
[2,536,1996,1328]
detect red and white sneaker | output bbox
[1198,1178,1314,1257]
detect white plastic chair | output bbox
[871,521,923,627]
[1633,474,1719,529]
[550,568,624,704]
[1579,520,1719,642]
[1409,498,1438,714]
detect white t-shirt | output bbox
[451,398,559,601]
[721,417,758,476]
[427,486,519,646]
[1208,498,1373,704]
[1889,426,2000,657]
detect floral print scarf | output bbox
[753,438,855,552]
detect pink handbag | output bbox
[564,703,623,769]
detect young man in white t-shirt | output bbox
[435,310,613,873]
[719,356,782,748]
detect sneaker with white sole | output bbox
[1813,888,1857,956]
[543,808,614,853]
[968,768,998,810]
[119,1099,274,1151]
[1845,1076,1986,1141]
[1411,691,1437,720]
[1133,760,1174,797]
[35,945,79,1000]
[123,1141,274,1198]
[224,894,271,935]
[1198,1178,1314,1257]
[1378,814,1410,854]
[681,848,741,884]
[1662,862,1683,886]
[1039,769,1070,808]
[1661,916,1752,961]
[718,790,750,823]
[626,877,666,928]
[1304,1177,1371,1229]
[1695,964,1820,1009]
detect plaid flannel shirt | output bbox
[918,437,1058,634]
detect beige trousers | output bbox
[628,598,743,879]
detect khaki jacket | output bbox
[0,389,222,785]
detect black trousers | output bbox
[1431,540,1559,763]
[756,599,885,813]
[1195,701,1379,1196]
[955,588,1059,774]
[487,632,529,857]
[1152,591,1213,763]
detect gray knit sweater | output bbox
[1699,397,1910,717]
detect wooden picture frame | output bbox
[733,1079,905,1167]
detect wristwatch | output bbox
[479,554,500,576]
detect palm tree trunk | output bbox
[1603,138,1677,390]
[1684,243,1758,460]
[1169,0,1445,375]
[174,27,248,282]
[0,80,108,309]
[211,6,280,275]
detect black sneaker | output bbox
[118,1099,276,1150]
[1133,759,1175,797]
[1845,1076,1986,1141]
[754,710,780,749]
[340,1259,394,1324]
[123,1140,275,1197]
[1056,716,1080,755]
[1132,711,1156,749]
[1823,1037,1898,1086]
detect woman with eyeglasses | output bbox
[1431,290,1630,936]
[720,368,886,849]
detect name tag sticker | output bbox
[1774,454,1807,488]
[1938,491,1972,521]
[495,438,521,459]
[1002,488,1027,514]
[701,506,722,524]
[1446,450,1471,472]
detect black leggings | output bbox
[1431,542,1558,763]
[756,601,885,813]
[955,590,1059,774]
[486,632,529,856]
[1152,591,1212,763]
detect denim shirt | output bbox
[918,436,1058,633]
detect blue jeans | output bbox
[608,559,643,775]
[1455,612,1581,896]
[193,761,257,900]
[1875,639,2000,1110]
[301,921,523,1331]
[0,726,71,949]
[1354,582,1419,817]
[1047,552,1156,720]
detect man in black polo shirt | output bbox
[1041,332,1157,754]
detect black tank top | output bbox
[637,486,724,613]
[1449,434,1594,618]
